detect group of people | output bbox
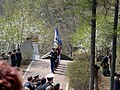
[50,47,61,74]
[99,54,120,90]
[0,61,63,90]
[1,48,22,68]
[0,47,62,90]
[24,73,62,90]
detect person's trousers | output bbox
[50,59,55,73]
[58,55,61,64]
[17,60,21,67]
[11,60,16,67]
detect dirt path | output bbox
[23,59,72,90]
[98,74,110,90]
[98,64,120,90]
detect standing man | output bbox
[100,55,110,76]
[16,48,22,68]
[54,49,58,69]
[11,49,17,67]
[50,48,57,74]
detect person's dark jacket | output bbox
[11,53,16,66]
[36,84,43,90]
[50,51,57,60]
[42,82,53,90]
[16,52,22,61]
[114,77,120,90]
[24,82,35,90]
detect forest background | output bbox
[0,0,120,89]
[0,0,120,59]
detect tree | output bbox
[89,0,97,90]
[110,0,119,90]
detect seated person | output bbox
[53,83,63,90]
[33,75,41,88]
[24,76,35,90]
[54,83,60,90]
[36,77,46,90]
[0,61,23,90]
[42,73,55,90]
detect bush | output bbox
[67,60,89,90]
[73,51,89,61]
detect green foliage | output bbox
[64,0,91,8]
[0,0,51,50]
[96,15,113,47]
[71,21,91,52]
[0,0,120,57]
[67,60,89,90]
[73,51,89,61]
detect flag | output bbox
[54,27,62,48]
[53,27,62,62]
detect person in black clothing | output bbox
[54,83,60,90]
[36,77,46,90]
[24,76,35,90]
[42,73,55,90]
[16,48,22,68]
[100,55,110,76]
[100,56,109,66]
[33,75,41,88]
[11,50,17,67]
[54,49,58,69]
[50,48,57,74]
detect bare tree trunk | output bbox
[110,0,119,90]
[89,0,97,90]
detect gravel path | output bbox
[23,59,72,90]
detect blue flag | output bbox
[54,28,62,48]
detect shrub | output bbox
[73,51,89,61]
[67,60,89,90]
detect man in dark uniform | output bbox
[11,50,17,67]
[54,49,58,69]
[42,73,55,90]
[36,77,46,90]
[50,48,57,74]
[16,48,22,67]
